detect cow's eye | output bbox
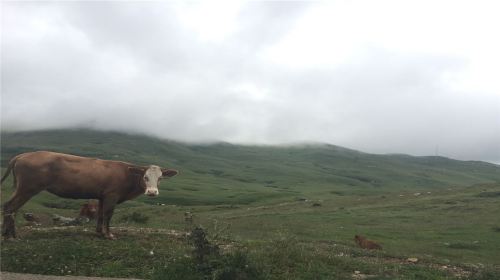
[144,176,150,182]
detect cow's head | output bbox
[129,165,179,196]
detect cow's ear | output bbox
[128,166,147,175]
[161,168,178,178]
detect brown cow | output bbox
[354,235,382,250]
[1,151,178,240]
[79,200,99,220]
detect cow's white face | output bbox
[143,165,162,196]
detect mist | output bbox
[1,1,499,163]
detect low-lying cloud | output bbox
[1,1,499,163]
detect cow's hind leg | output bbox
[96,198,104,235]
[2,190,38,239]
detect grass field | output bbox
[1,130,500,279]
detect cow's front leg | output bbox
[102,197,118,240]
[96,198,104,235]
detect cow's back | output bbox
[14,151,131,199]
[16,151,92,167]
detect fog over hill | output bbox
[2,1,499,163]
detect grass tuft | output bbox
[119,212,150,224]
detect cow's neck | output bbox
[120,175,146,203]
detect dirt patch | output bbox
[23,225,189,240]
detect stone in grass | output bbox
[407,257,419,263]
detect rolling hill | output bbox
[1,129,499,206]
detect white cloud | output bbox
[261,0,500,95]
[175,1,244,42]
[1,1,499,163]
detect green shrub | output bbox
[151,251,263,280]
[211,251,263,280]
[447,242,480,250]
[152,257,201,280]
[151,227,263,280]
[469,267,500,280]
[477,191,500,198]
[119,212,149,224]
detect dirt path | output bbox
[0,272,142,280]
[27,225,187,237]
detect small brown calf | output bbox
[79,201,99,220]
[354,235,382,250]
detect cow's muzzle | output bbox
[145,190,159,196]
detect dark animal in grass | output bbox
[354,235,382,250]
[79,200,99,220]
[1,151,178,240]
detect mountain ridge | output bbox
[1,129,499,206]
[2,128,497,165]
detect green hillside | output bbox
[1,130,500,208]
[2,129,499,206]
[2,130,500,279]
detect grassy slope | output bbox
[2,129,499,205]
[1,130,500,279]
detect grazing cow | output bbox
[1,151,178,239]
[354,235,382,250]
[79,201,99,220]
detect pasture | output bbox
[1,130,500,279]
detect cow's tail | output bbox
[1,155,19,186]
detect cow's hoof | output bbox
[2,236,17,241]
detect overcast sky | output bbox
[1,1,499,163]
